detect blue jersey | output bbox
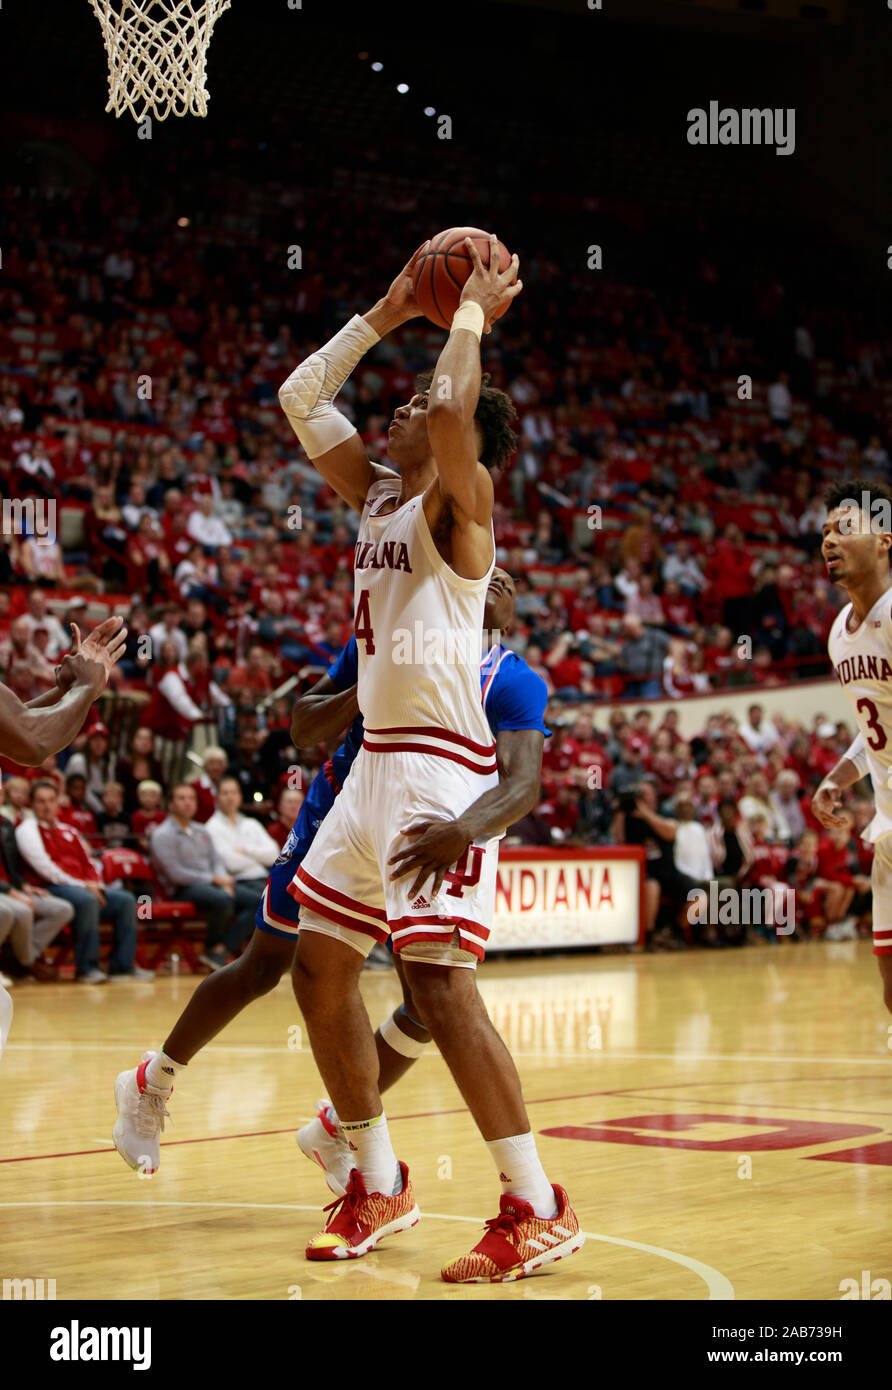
[256,637,549,938]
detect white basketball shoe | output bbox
[113,1051,172,1175]
[297,1100,353,1197]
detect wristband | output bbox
[450,301,485,340]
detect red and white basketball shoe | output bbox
[296,1100,352,1197]
[112,1051,172,1174]
[441,1185,584,1283]
[305,1161,419,1261]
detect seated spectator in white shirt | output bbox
[738,704,780,755]
[148,605,189,665]
[121,481,159,532]
[662,540,706,595]
[20,590,69,661]
[187,493,233,550]
[207,778,279,883]
[739,772,787,842]
[770,770,806,846]
[673,797,714,885]
[206,777,279,930]
[175,545,218,599]
[767,370,793,427]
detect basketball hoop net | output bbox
[88,0,231,122]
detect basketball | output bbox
[412,227,515,330]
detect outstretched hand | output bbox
[56,616,128,696]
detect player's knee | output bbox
[292,935,357,1010]
[405,966,474,1030]
[240,948,287,998]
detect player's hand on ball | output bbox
[388,818,472,899]
[811,783,847,829]
[383,243,426,323]
[460,234,522,332]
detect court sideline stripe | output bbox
[2,1078,886,1165]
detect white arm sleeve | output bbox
[278,315,380,460]
[843,731,869,780]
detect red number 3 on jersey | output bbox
[857,697,887,751]
[354,589,375,655]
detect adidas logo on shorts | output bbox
[411,895,431,910]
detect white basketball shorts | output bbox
[288,732,501,969]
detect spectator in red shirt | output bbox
[541,724,582,793]
[15,781,145,982]
[226,644,274,700]
[538,780,580,841]
[811,722,842,781]
[705,524,754,635]
[131,780,167,851]
[190,746,229,823]
[661,579,696,631]
[267,786,305,851]
[58,773,99,842]
[814,817,857,938]
[743,814,792,939]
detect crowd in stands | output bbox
[0,121,890,974]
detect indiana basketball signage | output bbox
[491,848,645,951]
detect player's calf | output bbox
[878,956,892,1016]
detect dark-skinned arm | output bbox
[25,686,67,711]
[0,617,126,766]
[290,671,360,748]
[388,728,545,899]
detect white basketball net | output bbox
[89,0,231,122]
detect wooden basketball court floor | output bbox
[2,941,890,1301]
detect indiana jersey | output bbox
[255,637,549,938]
[352,478,496,762]
[828,588,892,842]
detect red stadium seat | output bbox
[100,848,203,973]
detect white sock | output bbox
[486,1132,558,1219]
[145,1051,185,1094]
[340,1113,402,1196]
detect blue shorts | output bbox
[254,849,311,939]
[255,775,336,940]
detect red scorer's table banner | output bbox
[490,847,645,952]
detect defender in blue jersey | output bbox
[113,569,550,1175]
[255,606,549,941]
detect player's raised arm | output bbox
[277,250,424,513]
[426,236,521,523]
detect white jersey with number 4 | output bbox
[828,589,892,842]
[352,478,497,767]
